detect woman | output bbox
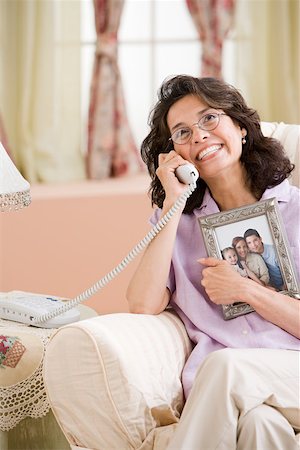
[126,75,300,449]
[232,235,270,285]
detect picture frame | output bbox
[198,198,300,320]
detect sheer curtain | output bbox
[87,0,143,179]
[0,0,85,183]
[235,0,300,124]
[0,114,10,156]
[186,0,236,78]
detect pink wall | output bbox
[0,175,153,315]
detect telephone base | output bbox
[0,292,80,328]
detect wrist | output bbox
[162,200,185,216]
[238,279,264,307]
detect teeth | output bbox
[197,145,222,161]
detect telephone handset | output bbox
[175,163,199,185]
[0,164,199,328]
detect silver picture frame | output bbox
[198,198,299,320]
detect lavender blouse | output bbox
[151,179,300,397]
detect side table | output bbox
[0,292,97,450]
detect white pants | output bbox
[166,348,300,450]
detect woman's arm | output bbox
[126,204,180,314]
[199,257,300,339]
[126,151,190,314]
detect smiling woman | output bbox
[126,74,300,450]
[166,97,246,187]
[141,75,283,214]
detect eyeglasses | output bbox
[169,112,227,145]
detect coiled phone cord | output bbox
[33,181,197,325]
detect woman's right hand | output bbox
[127,153,189,313]
[156,151,192,207]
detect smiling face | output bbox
[166,94,247,182]
[234,239,249,260]
[245,235,264,254]
[223,248,238,265]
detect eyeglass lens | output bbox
[171,113,222,144]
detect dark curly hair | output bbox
[141,75,294,214]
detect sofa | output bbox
[44,122,299,450]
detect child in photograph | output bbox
[221,247,264,285]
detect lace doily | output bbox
[0,319,55,431]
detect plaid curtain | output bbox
[186,0,236,78]
[87,0,143,179]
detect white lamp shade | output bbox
[0,142,31,211]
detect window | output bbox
[80,0,236,149]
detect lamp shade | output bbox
[0,142,31,211]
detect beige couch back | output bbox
[261,121,299,187]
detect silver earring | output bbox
[242,137,246,144]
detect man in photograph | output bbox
[244,228,284,290]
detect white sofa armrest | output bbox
[261,121,300,187]
[44,310,192,450]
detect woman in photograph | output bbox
[126,75,300,449]
[232,235,270,285]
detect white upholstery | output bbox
[44,311,192,450]
[260,121,299,186]
[44,122,299,450]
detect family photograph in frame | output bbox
[199,198,300,320]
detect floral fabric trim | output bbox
[0,335,26,369]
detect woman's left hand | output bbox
[198,257,249,305]
[199,258,300,339]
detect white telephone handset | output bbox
[175,163,199,185]
[0,164,199,328]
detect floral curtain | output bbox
[186,0,236,78]
[87,0,143,179]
